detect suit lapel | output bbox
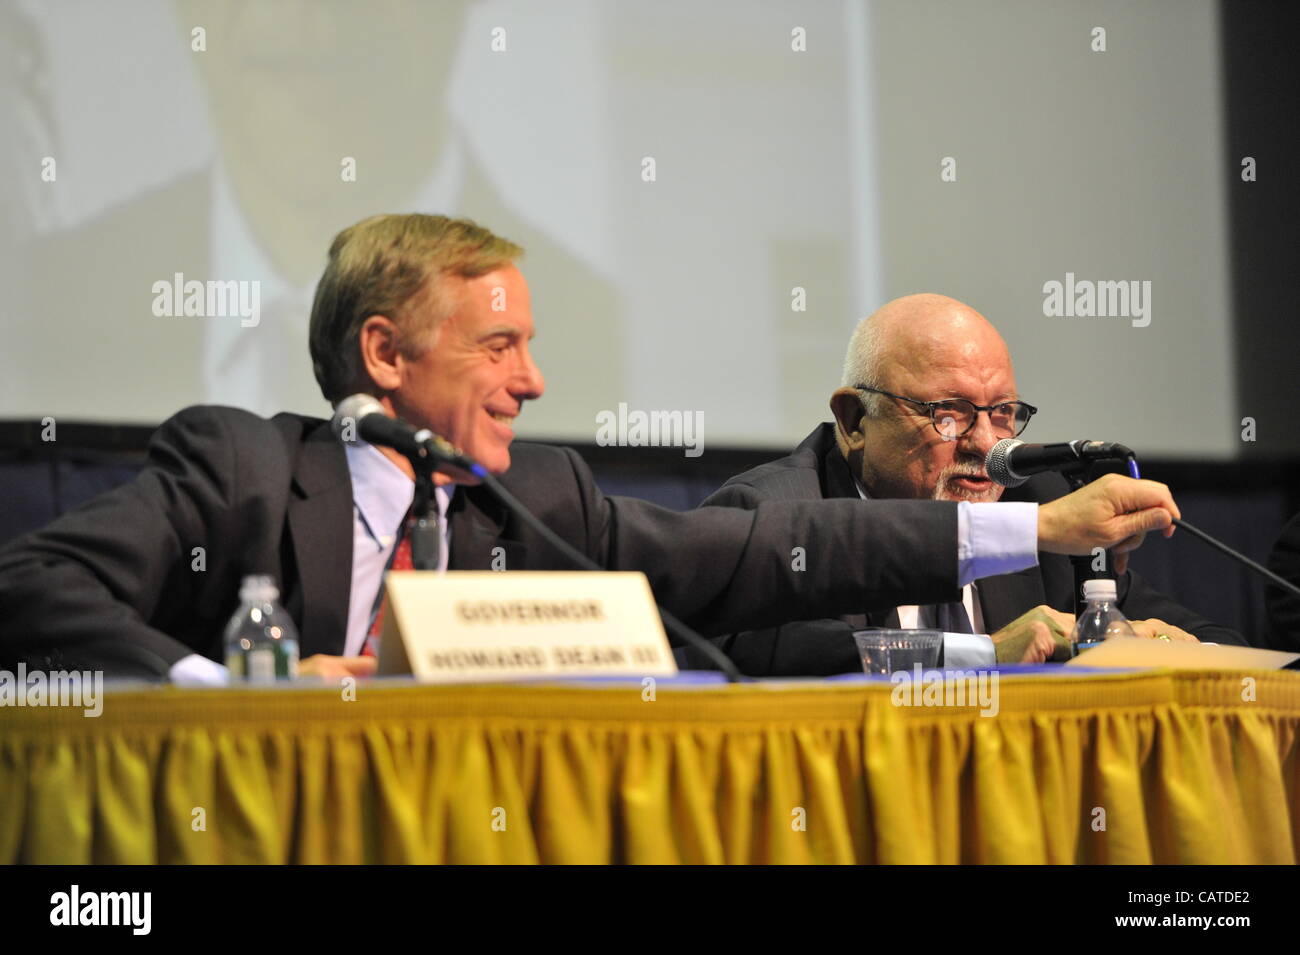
[817,426,860,501]
[448,486,529,571]
[820,428,896,630]
[286,422,354,656]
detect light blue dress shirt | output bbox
[342,442,452,656]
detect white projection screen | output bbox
[1,0,1235,458]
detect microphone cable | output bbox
[477,473,747,682]
[1127,456,1300,601]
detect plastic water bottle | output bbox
[224,575,299,682]
[1070,578,1137,656]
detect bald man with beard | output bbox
[695,294,1244,676]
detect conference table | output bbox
[2,667,1297,864]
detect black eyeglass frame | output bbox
[854,385,1038,439]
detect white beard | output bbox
[932,461,1004,503]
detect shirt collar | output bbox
[345,442,412,546]
[344,441,457,545]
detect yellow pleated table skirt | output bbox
[2,669,1297,864]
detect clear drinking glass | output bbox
[852,629,942,674]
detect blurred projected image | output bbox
[3,0,1236,457]
[4,0,620,428]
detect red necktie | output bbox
[361,520,415,658]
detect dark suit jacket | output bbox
[690,423,1245,675]
[1266,512,1300,650]
[0,407,974,679]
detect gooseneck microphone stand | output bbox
[1123,455,1300,603]
[1063,453,1300,615]
[407,467,442,572]
[1060,465,1107,616]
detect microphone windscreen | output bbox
[331,393,385,440]
[985,438,1029,488]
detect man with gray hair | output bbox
[696,293,1243,675]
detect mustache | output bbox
[933,458,1002,502]
[941,459,988,479]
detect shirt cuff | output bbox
[170,653,230,687]
[942,632,997,667]
[957,501,1039,586]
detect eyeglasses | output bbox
[854,385,1037,439]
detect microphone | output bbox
[331,394,486,478]
[985,438,1134,488]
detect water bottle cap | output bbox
[238,574,280,604]
[1082,578,1118,601]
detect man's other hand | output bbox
[1128,619,1201,643]
[1037,473,1180,558]
[991,605,1075,663]
[298,654,378,681]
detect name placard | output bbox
[376,571,678,682]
